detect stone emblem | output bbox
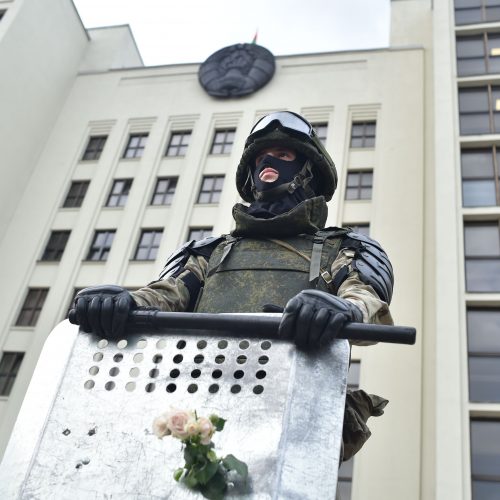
[199,43,275,98]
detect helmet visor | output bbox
[248,112,315,143]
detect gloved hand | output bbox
[279,289,363,350]
[68,285,136,338]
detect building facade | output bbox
[0,0,496,498]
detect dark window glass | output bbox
[134,229,163,261]
[41,230,71,261]
[464,222,500,292]
[458,85,500,135]
[188,227,213,241]
[210,129,236,155]
[350,121,376,148]
[15,288,49,326]
[63,181,89,208]
[151,177,178,206]
[81,135,107,161]
[470,419,500,498]
[467,308,500,402]
[457,35,486,76]
[86,230,115,261]
[345,170,373,200]
[123,133,148,159]
[343,223,370,237]
[461,148,498,207]
[454,0,500,25]
[0,352,24,397]
[166,131,191,157]
[312,122,328,145]
[457,32,500,76]
[106,179,132,207]
[197,175,225,204]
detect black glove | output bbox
[68,285,136,338]
[279,289,363,350]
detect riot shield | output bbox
[0,317,353,499]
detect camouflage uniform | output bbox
[131,195,392,460]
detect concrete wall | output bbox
[0,0,89,241]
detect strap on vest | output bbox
[267,237,334,290]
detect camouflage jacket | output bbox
[131,196,393,460]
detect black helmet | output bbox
[236,111,338,202]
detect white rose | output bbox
[152,414,170,439]
[166,409,195,440]
[198,417,215,445]
[184,418,200,438]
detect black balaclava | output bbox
[247,152,317,219]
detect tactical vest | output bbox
[195,229,347,313]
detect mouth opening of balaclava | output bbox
[246,152,318,219]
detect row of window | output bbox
[63,175,223,210]
[455,0,500,26]
[79,121,376,163]
[41,225,214,264]
[65,170,373,213]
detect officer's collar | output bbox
[231,196,328,238]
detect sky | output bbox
[73,0,391,67]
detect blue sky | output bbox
[73,0,390,66]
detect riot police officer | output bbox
[69,111,393,460]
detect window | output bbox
[0,10,6,21]
[134,229,163,261]
[350,121,376,148]
[188,227,213,241]
[343,223,370,237]
[63,181,89,208]
[151,177,178,205]
[81,135,107,161]
[455,0,500,26]
[0,352,24,397]
[86,230,115,261]
[41,230,71,261]
[458,85,500,135]
[470,419,500,498]
[312,122,328,145]
[461,147,500,207]
[464,221,500,292]
[456,33,500,76]
[467,308,500,402]
[166,131,191,157]
[15,288,49,326]
[337,360,360,500]
[123,133,148,159]
[197,175,225,204]
[210,129,235,155]
[345,170,373,200]
[106,179,132,207]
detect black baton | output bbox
[128,310,416,345]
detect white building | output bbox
[0,0,497,498]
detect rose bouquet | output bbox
[153,408,248,499]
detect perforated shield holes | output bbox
[83,336,274,397]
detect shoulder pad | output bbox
[191,236,226,257]
[343,231,394,304]
[158,236,225,280]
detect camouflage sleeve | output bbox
[130,254,208,312]
[330,248,394,346]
